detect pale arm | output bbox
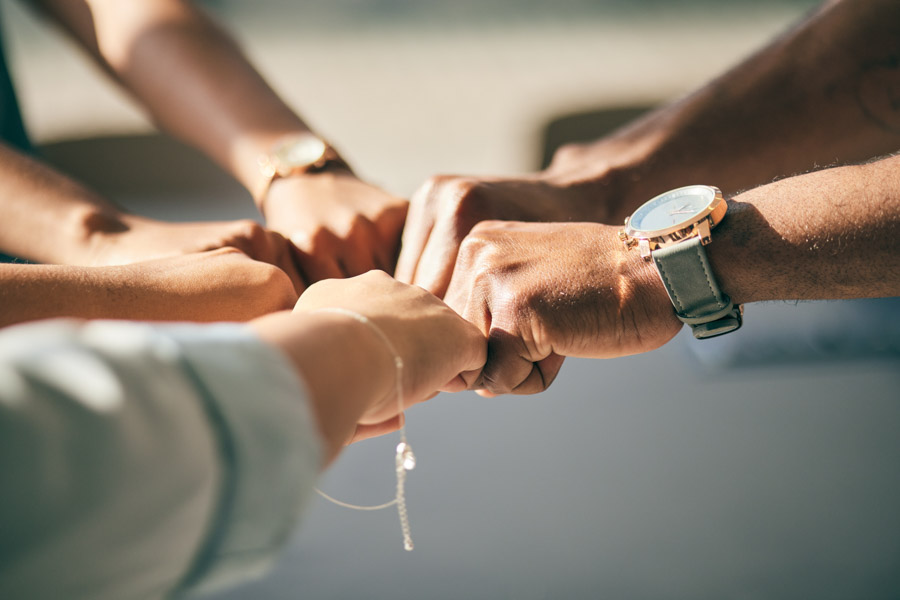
[0,274,486,597]
[28,0,310,199]
[0,142,309,291]
[27,0,408,278]
[0,141,121,264]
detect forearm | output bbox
[0,143,122,264]
[708,154,900,304]
[33,0,315,200]
[0,263,187,327]
[548,0,900,222]
[0,252,297,327]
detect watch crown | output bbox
[617,230,628,241]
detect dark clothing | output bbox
[0,14,30,262]
[0,11,30,152]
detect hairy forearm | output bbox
[33,0,313,198]
[708,154,900,304]
[0,143,121,264]
[550,0,900,222]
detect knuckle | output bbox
[348,213,374,236]
[258,265,297,308]
[551,142,588,165]
[358,269,393,284]
[457,229,507,273]
[442,179,480,211]
[457,228,493,256]
[468,219,505,236]
[417,175,480,208]
[212,246,245,258]
[233,219,264,238]
[306,227,338,252]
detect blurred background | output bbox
[3,1,899,599]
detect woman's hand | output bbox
[262,171,408,282]
[294,270,487,422]
[252,271,487,457]
[85,215,308,294]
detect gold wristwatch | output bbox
[256,133,347,201]
[619,185,743,339]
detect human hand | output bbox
[104,247,298,322]
[444,221,683,395]
[395,173,603,297]
[293,270,486,429]
[261,171,408,282]
[86,214,307,293]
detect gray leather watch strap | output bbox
[652,237,742,339]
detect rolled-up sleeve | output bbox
[0,319,322,600]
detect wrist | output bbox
[600,222,681,326]
[246,132,353,211]
[250,310,395,462]
[61,204,131,266]
[705,196,784,306]
[542,133,670,225]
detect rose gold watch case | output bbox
[255,134,348,203]
[619,185,727,261]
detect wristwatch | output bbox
[256,132,347,201]
[619,184,743,339]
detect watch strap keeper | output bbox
[652,236,743,339]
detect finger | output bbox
[264,232,308,294]
[232,220,281,263]
[373,202,409,274]
[296,253,345,283]
[289,231,347,283]
[275,259,307,295]
[510,353,565,395]
[279,250,309,295]
[338,217,382,277]
[481,327,550,396]
[441,365,484,392]
[441,374,469,393]
[395,187,436,284]
[412,217,467,298]
[349,414,404,444]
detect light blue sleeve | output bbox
[0,319,322,600]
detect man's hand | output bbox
[261,171,408,283]
[84,215,308,294]
[395,173,603,297]
[444,220,682,396]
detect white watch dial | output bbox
[628,185,717,234]
[272,134,327,172]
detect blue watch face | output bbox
[629,185,716,234]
